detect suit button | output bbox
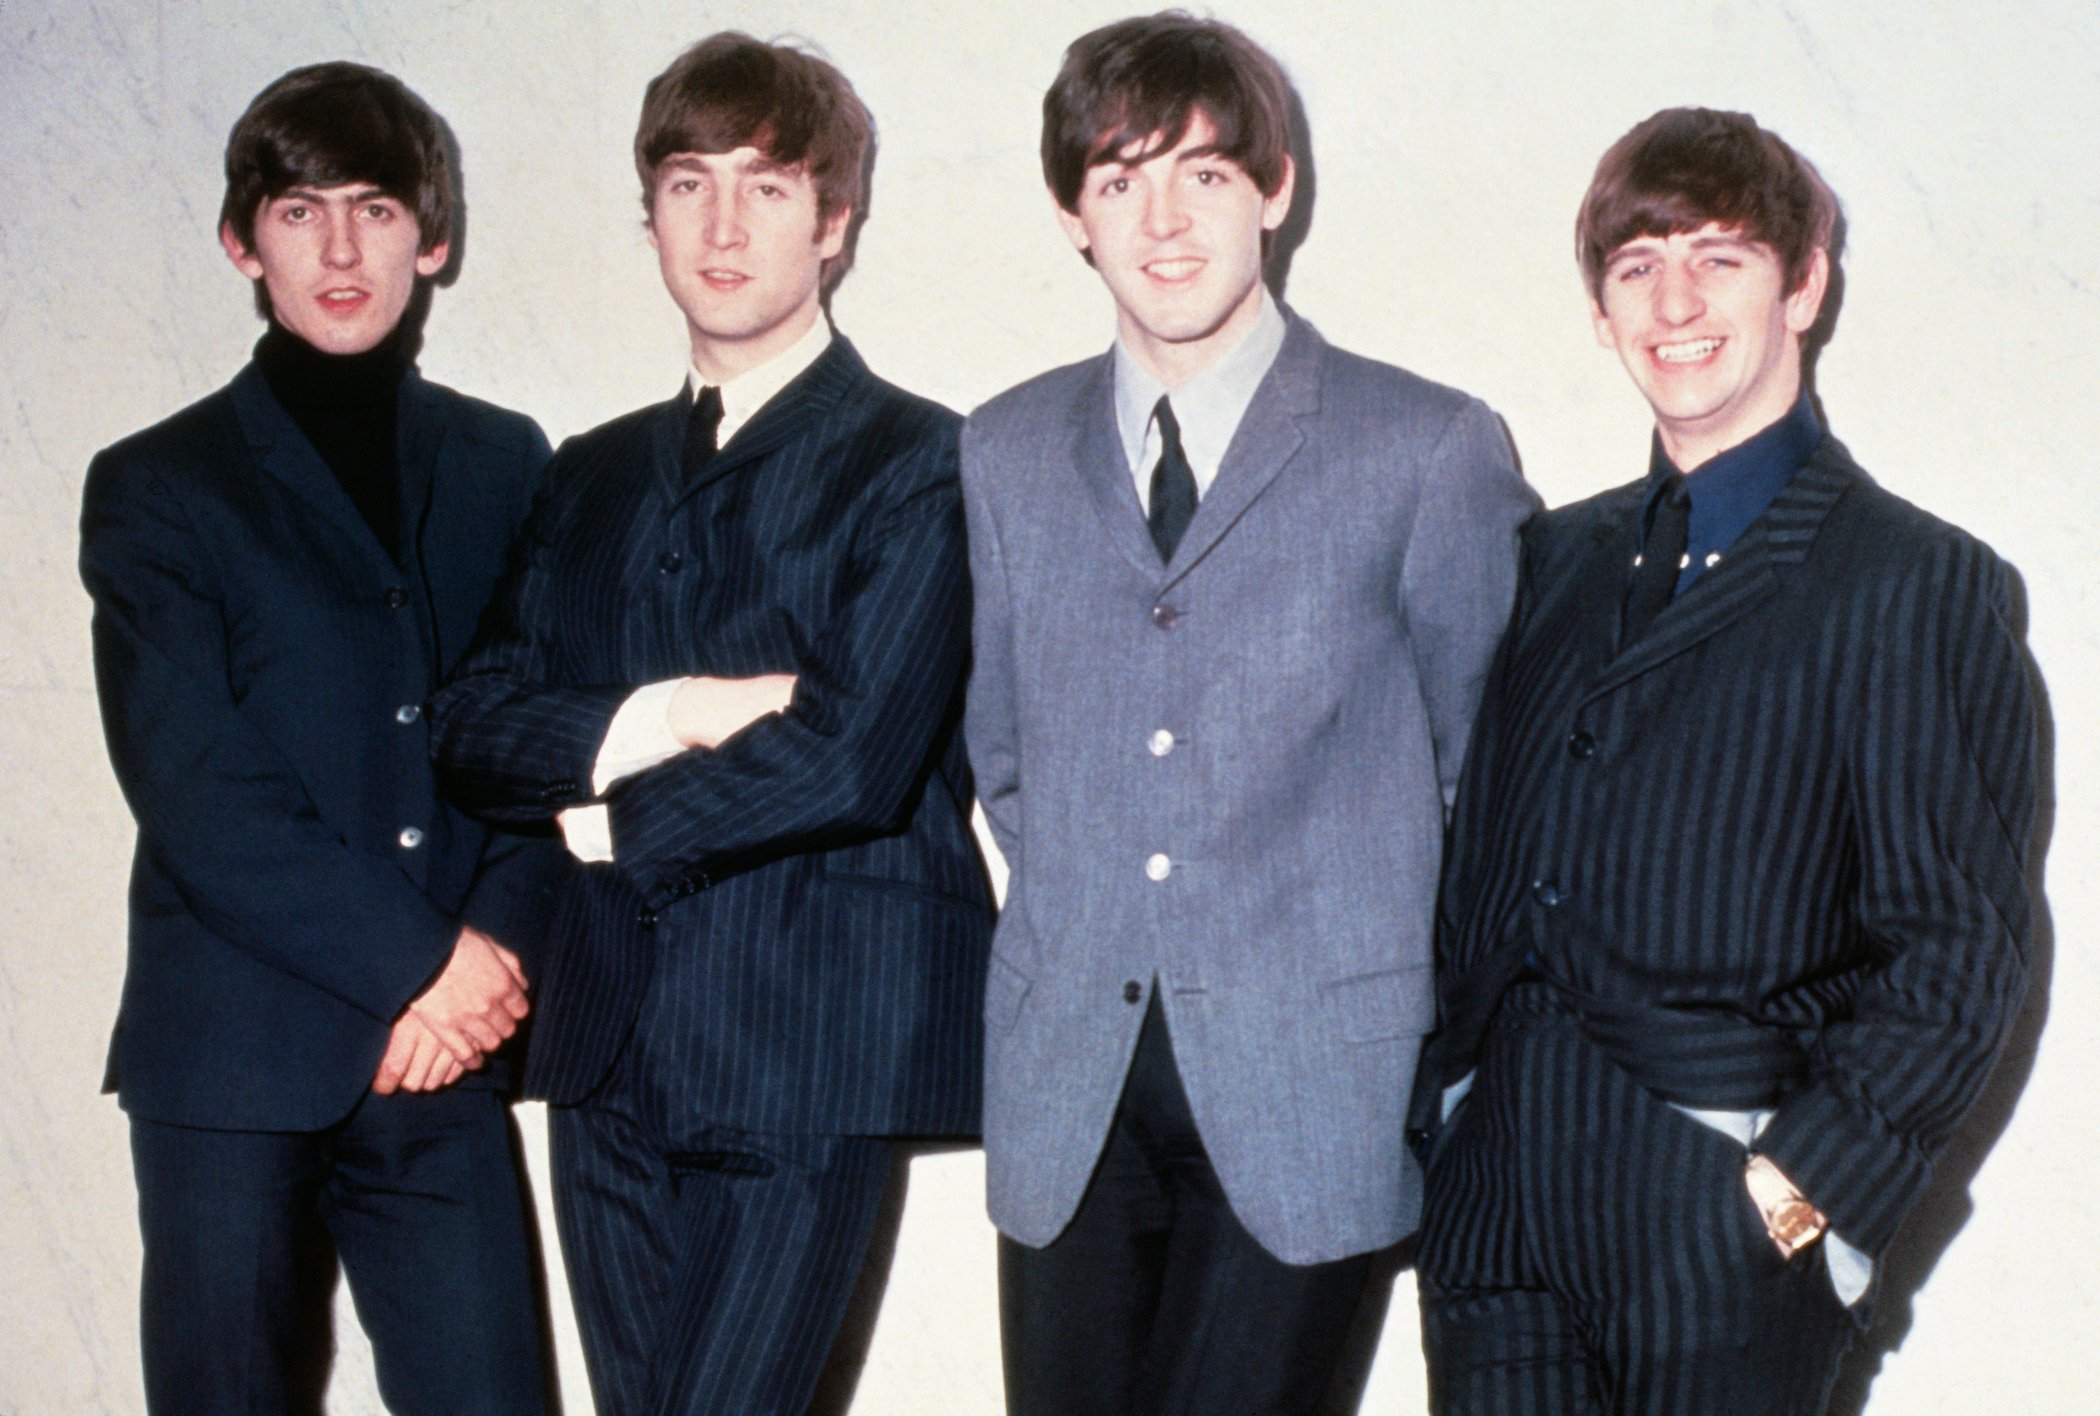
[384,586,408,609]
[395,703,422,725]
[1566,730,1595,760]
[1123,979,1143,1005]
[1145,852,1172,882]
[1531,879,1561,908]
[1148,729,1175,757]
[659,551,683,573]
[397,826,424,850]
[1150,604,1180,630]
[637,909,658,929]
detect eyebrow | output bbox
[660,153,797,178]
[273,185,392,206]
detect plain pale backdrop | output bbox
[3,1,2095,1412]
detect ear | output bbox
[1052,193,1091,257]
[414,242,451,279]
[815,204,851,261]
[1590,291,1617,349]
[1259,155,1297,233]
[220,221,265,281]
[1784,246,1830,335]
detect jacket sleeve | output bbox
[602,420,972,908]
[80,449,456,1022]
[959,417,1022,873]
[1754,535,2035,1258]
[427,455,635,822]
[1400,399,1538,812]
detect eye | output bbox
[755,183,786,199]
[281,203,312,223]
[363,203,393,220]
[1193,168,1228,186]
[1100,175,1131,197]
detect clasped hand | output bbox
[372,926,530,1094]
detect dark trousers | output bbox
[1417,990,1854,1416]
[549,1097,890,1416]
[129,1087,548,1416]
[1000,995,1374,1416]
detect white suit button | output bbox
[1148,729,1175,757]
[398,826,424,850]
[1145,853,1171,881]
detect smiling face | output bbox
[1056,110,1294,389]
[647,147,847,384]
[222,184,446,355]
[1592,222,1829,470]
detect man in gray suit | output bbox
[961,13,1537,1413]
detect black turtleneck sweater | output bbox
[253,321,410,564]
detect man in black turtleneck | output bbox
[79,63,557,1416]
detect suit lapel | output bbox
[1159,314,1319,586]
[1579,439,1856,706]
[667,336,868,509]
[1068,356,1172,579]
[228,364,398,574]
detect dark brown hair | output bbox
[634,33,873,293]
[220,61,455,257]
[1041,11,1293,213]
[1576,106,1840,302]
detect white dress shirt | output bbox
[1112,289,1287,512]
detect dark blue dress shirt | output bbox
[1640,393,1823,594]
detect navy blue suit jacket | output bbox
[431,336,993,1133]
[81,363,564,1132]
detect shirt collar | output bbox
[1643,392,1822,559]
[687,313,833,447]
[1112,289,1287,494]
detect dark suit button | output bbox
[1150,604,1180,630]
[1123,979,1142,1004]
[659,551,683,573]
[637,909,658,929]
[1566,730,1595,760]
[395,703,422,725]
[542,780,579,801]
[1531,879,1561,908]
[384,586,408,609]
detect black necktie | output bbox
[684,385,724,479]
[1622,472,1690,644]
[1147,396,1197,562]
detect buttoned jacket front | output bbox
[963,312,1535,1263]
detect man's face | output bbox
[221,185,445,355]
[1056,110,1294,387]
[1590,222,1828,470]
[648,148,847,381]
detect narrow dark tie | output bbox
[684,384,724,480]
[1622,472,1690,643]
[1147,396,1197,562]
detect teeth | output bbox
[1656,338,1722,363]
[1146,259,1203,280]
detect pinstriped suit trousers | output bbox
[549,1090,888,1416]
[1418,989,1853,1416]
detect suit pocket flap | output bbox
[1322,965,1435,1043]
[984,952,1033,1034]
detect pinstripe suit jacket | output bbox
[81,364,561,1131]
[1418,435,2034,1268]
[430,337,993,1133]
[964,313,1536,1263]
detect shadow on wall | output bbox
[1827,566,2055,1416]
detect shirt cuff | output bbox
[558,805,613,864]
[593,678,687,793]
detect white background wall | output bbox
[3,1,2094,1411]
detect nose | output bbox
[1141,182,1189,242]
[1656,261,1703,325]
[321,211,359,270]
[706,189,747,250]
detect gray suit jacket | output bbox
[962,311,1536,1263]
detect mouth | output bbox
[1141,256,1206,285]
[1653,337,1724,365]
[317,288,371,314]
[700,268,751,292]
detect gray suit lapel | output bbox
[1069,356,1169,579]
[1160,313,1320,587]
